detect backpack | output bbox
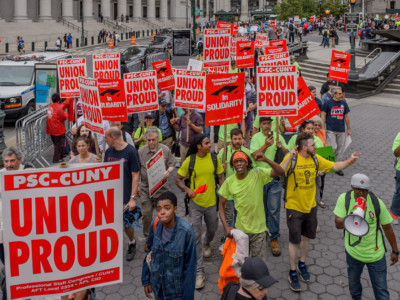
[289,24,294,32]
[282,154,319,201]
[344,191,386,251]
[183,153,219,215]
[198,41,203,49]
[220,281,240,300]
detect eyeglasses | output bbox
[304,120,314,124]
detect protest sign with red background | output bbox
[208,65,230,74]
[93,53,121,79]
[58,58,87,97]
[263,46,286,55]
[230,37,237,56]
[1,162,124,299]
[205,73,245,126]
[124,70,158,113]
[79,77,105,135]
[217,21,234,35]
[328,50,351,83]
[174,69,206,110]
[236,41,255,68]
[267,39,287,51]
[204,29,231,68]
[152,59,175,91]
[259,52,290,66]
[257,65,298,116]
[310,16,315,22]
[286,76,321,127]
[270,20,276,27]
[98,79,128,122]
[255,34,268,48]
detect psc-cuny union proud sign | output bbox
[58,58,87,98]
[0,162,124,299]
[92,53,121,79]
[174,69,206,110]
[203,29,231,68]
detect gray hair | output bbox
[331,86,342,95]
[239,277,261,290]
[107,127,122,139]
[311,115,323,125]
[145,126,160,139]
[2,146,23,160]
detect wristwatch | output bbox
[130,195,138,200]
[392,250,399,255]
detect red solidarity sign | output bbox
[267,39,287,52]
[152,59,175,91]
[328,50,351,83]
[79,77,105,135]
[257,66,298,116]
[204,29,231,68]
[236,41,255,68]
[286,76,321,127]
[205,73,245,126]
[174,69,206,110]
[92,53,121,79]
[263,46,286,55]
[58,58,87,98]
[98,79,128,122]
[270,20,276,28]
[124,70,158,113]
[259,52,290,66]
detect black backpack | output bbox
[289,24,294,32]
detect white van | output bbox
[0,49,72,119]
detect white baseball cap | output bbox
[351,173,370,189]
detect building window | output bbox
[390,1,395,9]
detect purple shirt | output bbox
[178,111,203,147]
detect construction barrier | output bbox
[131,36,136,45]
[152,33,155,41]
[109,38,114,48]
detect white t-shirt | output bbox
[74,116,110,151]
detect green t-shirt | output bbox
[393,132,400,170]
[333,191,393,263]
[292,61,300,71]
[250,131,288,169]
[252,116,279,132]
[287,134,324,150]
[134,127,162,148]
[217,145,254,179]
[218,124,239,143]
[178,153,224,207]
[219,168,272,234]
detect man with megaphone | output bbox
[334,174,399,300]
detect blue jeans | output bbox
[346,251,389,300]
[323,37,330,47]
[199,112,210,139]
[289,32,295,43]
[390,170,400,216]
[263,180,282,241]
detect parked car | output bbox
[120,45,165,71]
[150,34,172,52]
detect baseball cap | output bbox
[351,173,370,189]
[241,257,277,288]
[144,112,155,119]
[259,116,272,122]
[328,80,337,85]
[159,98,167,106]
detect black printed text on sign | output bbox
[259,52,290,66]
[93,53,121,79]
[204,29,231,68]
[124,70,158,113]
[257,66,298,116]
[79,77,105,135]
[174,69,206,110]
[58,58,87,98]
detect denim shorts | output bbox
[286,207,318,244]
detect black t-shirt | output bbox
[320,81,346,96]
[104,144,140,204]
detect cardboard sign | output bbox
[124,70,158,113]
[236,41,254,68]
[58,58,87,97]
[98,79,128,122]
[286,76,321,127]
[257,66,298,116]
[152,59,175,91]
[328,50,351,84]
[187,59,203,71]
[147,148,167,196]
[263,46,286,55]
[174,69,206,110]
[217,21,234,36]
[316,146,336,172]
[205,73,245,126]
[79,77,105,135]
[1,162,123,299]
[93,53,121,79]
[259,52,290,66]
[294,16,300,24]
[204,29,231,68]
[267,40,287,52]
[255,34,268,48]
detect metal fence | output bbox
[145,52,169,68]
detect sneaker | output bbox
[336,170,344,176]
[203,244,212,258]
[126,242,136,261]
[297,262,311,282]
[270,238,281,256]
[288,271,301,292]
[195,273,206,289]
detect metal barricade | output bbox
[145,52,169,70]
[126,60,143,72]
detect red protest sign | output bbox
[208,65,230,74]
[230,37,237,56]
[310,16,315,22]
[205,73,245,126]
[93,53,121,79]
[98,79,128,122]
[217,21,234,35]
[233,24,239,35]
[270,20,276,28]
[257,66,298,116]
[267,39,287,51]
[79,77,105,135]
[263,46,286,54]
[286,76,321,127]
[58,58,87,97]
[152,59,175,91]
[255,34,268,48]
[395,15,399,21]
[124,70,158,113]
[328,50,351,83]
[237,41,255,68]
[204,29,231,68]
[259,52,290,66]
[1,162,124,299]
[174,69,206,110]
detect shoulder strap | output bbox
[345,190,352,214]
[288,155,298,191]
[152,217,159,233]
[189,154,197,190]
[211,152,218,177]
[369,191,386,252]
[311,155,319,172]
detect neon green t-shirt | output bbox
[134,127,162,148]
[288,134,324,150]
[218,124,239,143]
[250,131,288,169]
[252,116,279,132]
[217,145,254,179]
[393,132,400,171]
[219,167,272,234]
[333,191,393,263]
[178,153,224,207]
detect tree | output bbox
[275,0,316,20]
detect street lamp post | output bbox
[81,0,85,47]
[192,0,199,55]
[348,0,359,79]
